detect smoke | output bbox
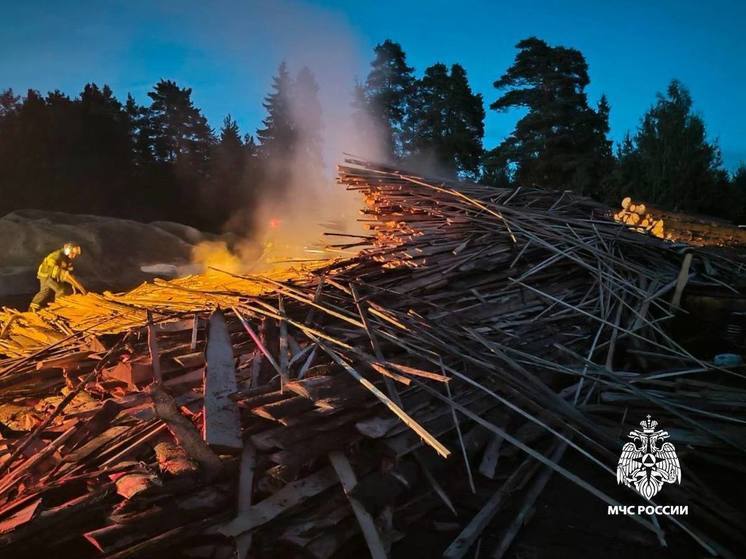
[189,1,387,274]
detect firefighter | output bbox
[29,242,85,311]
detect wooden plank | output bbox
[190,314,199,350]
[99,422,169,468]
[0,348,110,476]
[236,389,291,410]
[154,317,195,333]
[231,307,285,386]
[147,311,162,382]
[35,350,96,370]
[269,425,361,466]
[445,376,475,494]
[279,497,352,548]
[671,251,694,308]
[328,451,387,559]
[148,383,223,481]
[0,498,41,535]
[101,513,227,559]
[349,282,456,516]
[298,345,318,379]
[61,398,122,454]
[173,352,205,369]
[443,455,538,559]
[251,396,316,422]
[219,467,339,537]
[369,362,411,385]
[163,367,204,392]
[203,309,242,452]
[478,434,504,480]
[63,425,130,463]
[492,443,568,559]
[102,359,153,386]
[284,375,356,401]
[355,415,400,439]
[383,361,449,383]
[234,443,257,559]
[314,338,450,459]
[278,295,290,391]
[252,409,369,451]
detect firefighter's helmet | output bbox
[63,242,81,258]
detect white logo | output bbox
[617,415,681,499]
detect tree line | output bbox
[1,36,744,232]
[353,38,746,220]
[0,64,324,233]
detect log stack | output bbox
[614,196,746,247]
[0,158,744,557]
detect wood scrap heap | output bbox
[0,157,745,558]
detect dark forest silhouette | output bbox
[1,37,744,233]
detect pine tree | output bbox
[79,85,132,163]
[354,40,416,159]
[0,89,19,119]
[485,37,612,195]
[404,63,485,178]
[125,93,152,165]
[75,84,133,212]
[219,115,243,150]
[255,63,325,200]
[711,165,746,224]
[733,165,746,191]
[0,89,22,214]
[206,115,248,228]
[144,80,214,175]
[257,62,295,161]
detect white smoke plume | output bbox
[188,0,387,274]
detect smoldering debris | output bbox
[0,160,745,558]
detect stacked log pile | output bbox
[613,197,665,238]
[0,158,744,557]
[613,196,746,247]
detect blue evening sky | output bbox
[1,0,744,170]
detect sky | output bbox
[1,0,745,170]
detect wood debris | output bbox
[0,158,744,557]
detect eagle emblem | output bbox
[617,415,681,499]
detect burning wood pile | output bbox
[0,158,745,558]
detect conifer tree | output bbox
[145,80,214,175]
[486,37,612,195]
[257,62,295,161]
[610,80,727,213]
[404,63,484,178]
[353,40,416,159]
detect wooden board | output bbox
[203,310,242,452]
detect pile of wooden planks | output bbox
[0,158,745,558]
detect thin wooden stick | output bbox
[313,336,450,459]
